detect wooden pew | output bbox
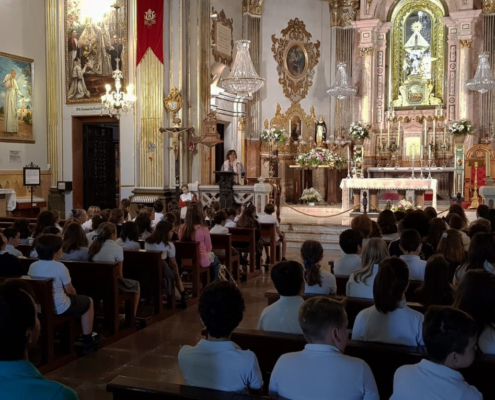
[0,276,77,373]
[211,233,240,283]
[175,241,210,299]
[228,227,262,280]
[260,223,280,267]
[107,376,267,400]
[17,243,32,257]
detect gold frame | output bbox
[271,19,321,102]
[64,0,129,104]
[211,8,234,67]
[164,87,184,126]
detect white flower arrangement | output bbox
[448,119,474,136]
[300,187,324,203]
[295,149,345,169]
[348,122,370,140]
[261,128,288,144]
[392,200,413,212]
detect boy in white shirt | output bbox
[152,201,164,227]
[269,297,379,400]
[210,211,229,234]
[399,229,426,281]
[121,198,132,221]
[225,208,237,228]
[258,261,304,334]
[391,306,482,400]
[3,228,22,257]
[334,229,363,276]
[258,203,287,262]
[179,281,263,393]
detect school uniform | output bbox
[390,240,434,261]
[304,269,337,295]
[334,253,362,276]
[454,260,495,285]
[258,214,281,241]
[139,231,152,241]
[258,296,304,335]
[346,264,379,300]
[116,238,141,251]
[145,241,175,260]
[0,360,78,400]
[152,212,163,228]
[60,247,89,262]
[86,230,99,246]
[5,244,22,257]
[20,238,30,244]
[82,219,93,232]
[478,325,495,355]
[399,255,426,281]
[269,344,379,400]
[179,339,263,393]
[210,224,229,234]
[0,251,25,276]
[225,219,237,228]
[390,359,482,400]
[352,300,424,347]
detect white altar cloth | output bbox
[0,189,17,211]
[340,178,438,210]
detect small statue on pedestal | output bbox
[314,116,327,148]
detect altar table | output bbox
[0,189,16,217]
[340,178,438,211]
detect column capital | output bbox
[353,19,382,47]
[459,39,473,49]
[359,46,375,57]
[242,0,263,17]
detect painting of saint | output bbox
[286,45,307,79]
[0,52,34,143]
[65,0,128,104]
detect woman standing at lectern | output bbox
[221,150,246,185]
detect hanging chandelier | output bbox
[222,40,265,97]
[466,52,495,94]
[327,62,357,100]
[101,2,136,119]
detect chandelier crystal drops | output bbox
[327,62,357,100]
[466,52,495,94]
[222,40,265,97]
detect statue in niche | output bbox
[314,116,327,147]
[404,21,431,78]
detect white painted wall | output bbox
[0,0,47,170]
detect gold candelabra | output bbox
[470,162,480,209]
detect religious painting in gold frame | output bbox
[64,0,128,104]
[284,44,308,80]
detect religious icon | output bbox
[290,116,302,141]
[314,116,327,147]
[285,44,307,79]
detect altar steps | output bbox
[280,223,346,250]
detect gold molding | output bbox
[327,0,359,27]
[459,39,473,49]
[359,46,374,56]
[211,8,234,67]
[242,0,263,15]
[482,0,495,13]
[271,19,321,103]
[164,87,184,126]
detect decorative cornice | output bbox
[242,0,263,16]
[482,0,495,14]
[459,39,473,48]
[360,46,375,56]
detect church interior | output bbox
[2,0,495,399]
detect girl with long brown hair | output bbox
[135,213,153,240]
[436,229,466,280]
[116,221,141,250]
[448,204,469,230]
[454,232,495,285]
[414,254,455,307]
[300,240,336,295]
[60,222,89,261]
[236,202,263,257]
[30,210,57,239]
[424,218,447,251]
[109,208,125,237]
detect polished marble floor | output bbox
[46,248,339,400]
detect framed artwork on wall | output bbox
[0,52,34,143]
[64,0,128,104]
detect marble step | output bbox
[279,223,345,250]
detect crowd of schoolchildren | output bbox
[1,200,494,399]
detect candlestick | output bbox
[424,120,427,149]
[397,121,401,151]
[433,119,436,147]
[387,120,390,147]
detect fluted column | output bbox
[459,39,473,121]
[359,46,374,125]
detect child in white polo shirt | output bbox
[179,281,263,393]
[258,261,304,335]
[399,229,426,281]
[269,297,379,400]
[3,228,22,257]
[334,229,363,276]
[258,203,287,262]
[390,306,481,400]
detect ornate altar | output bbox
[464,144,495,202]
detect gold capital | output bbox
[459,39,473,49]
[360,46,375,56]
[242,0,263,15]
[482,0,495,14]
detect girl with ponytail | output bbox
[300,240,336,295]
[69,209,89,232]
[352,257,424,346]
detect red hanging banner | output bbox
[137,0,164,65]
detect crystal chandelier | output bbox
[222,40,265,97]
[101,2,136,119]
[466,52,495,94]
[327,62,357,100]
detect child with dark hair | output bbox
[60,222,89,261]
[116,221,140,250]
[436,229,466,280]
[352,257,424,346]
[3,228,22,257]
[0,232,24,276]
[28,234,97,354]
[135,213,153,241]
[0,281,79,399]
[210,211,229,234]
[258,261,304,334]
[447,213,470,250]
[468,221,491,238]
[259,203,287,262]
[82,206,101,232]
[369,221,382,239]
[399,229,426,281]
[167,200,179,212]
[390,306,481,400]
[270,297,379,400]
[301,240,336,295]
[390,211,434,260]
[424,218,447,251]
[86,214,106,245]
[414,254,455,307]
[454,232,495,284]
[69,209,88,232]
[152,200,164,227]
[121,198,132,221]
[377,209,398,239]
[394,210,406,222]
[109,208,125,237]
[12,219,31,244]
[225,208,237,228]
[232,202,242,223]
[30,211,57,240]
[334,229,363,276]
[179,281,263,393]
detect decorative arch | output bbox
[369,0,456,21]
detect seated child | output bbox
[0,232,24,276]
[179,281,263,393]
[152,201,164,228]
[210,211,229,234]
[3,228,22,257]
[301,240,336,295]
[225,208,237,228]
[121,198,132,221]
[258,203,287,262]
[60,222,89,261]
[390,306,481,400]
[28,234,98,354]
[399,229,426,281]
[116,221,141,251]
[82,205,101,231]
[12,218,31,244]
[269,297,379,400]
[258,261,304,334]
[334,229,363,276]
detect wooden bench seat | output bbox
[175,241,210,299]
[228,227,262,280]
[260,223,280,267]
[211,233,240,283]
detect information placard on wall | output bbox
[23,166,41,186]
[216,23,232,58]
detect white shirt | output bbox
[60,247,89,261]
[258,214,280,241]
[334,253,362,276]
[459,230,470,251]
[269,344,379,400]
[454,260,495,285]
[82,219,93,232]
[258,296,304,335]
[304,269,337,295]
[139,231,152,241]
[178,339,263,393]
[400,255,426,281]
[390,359,482,400]
[145,241,175,260]
[225,219,237,228]
[5,244,22,257]
[28,260,72,315]
[116,238,141,251]
[152,212,163,228]
[346,264,379,300]
[478,325,495,355]
[210,225,229,234]
[352,300,424,347]
[92,240,124,263]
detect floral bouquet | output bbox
[348,122,370,141]
[447,119,473,136]
[323,149,346,169]
[392,200,413,212]
[261,128,289,144]
[300,187,324,203]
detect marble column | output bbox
[359,46,374,125]
[458,39,473,122]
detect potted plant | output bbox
[348,122,370,144]
[300,187,324,206]
[261,128,288,148]
[448,119,473,144]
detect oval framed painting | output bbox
[284,43,308,80]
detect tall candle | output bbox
[433,108,437,145]
[387,121,390,147]
[347,145,350,161]
[397,121,401,148]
